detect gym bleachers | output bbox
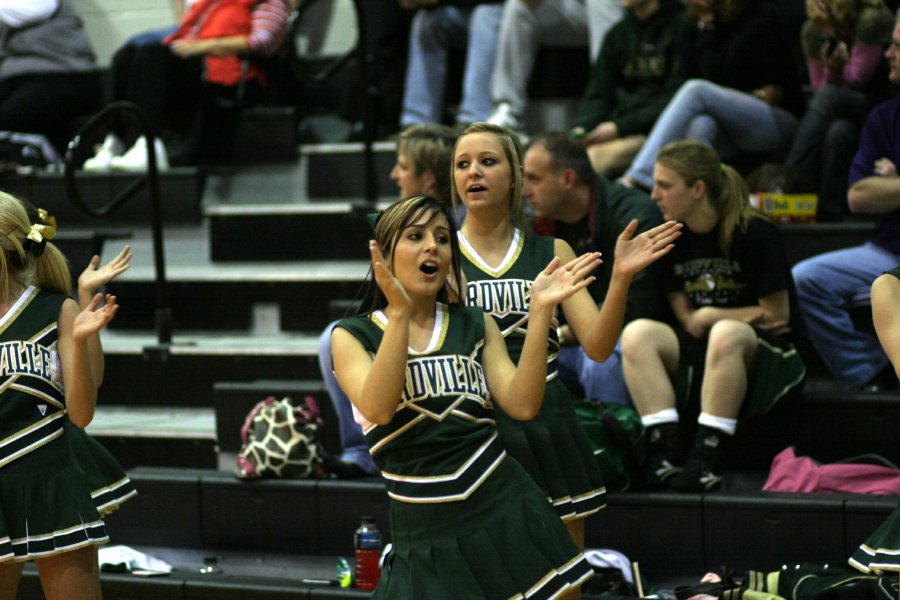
[8,20,900,599]
[7,133,888,598]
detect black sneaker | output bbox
[669,427,725,492]
[639,423,684,489]
[642,452,684,489]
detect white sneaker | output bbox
[110,136,170,172]
[487,103,528,142]
[83,133,125,172]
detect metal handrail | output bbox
[63,101,172,346]
[292,0,377,206]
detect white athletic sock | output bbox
[697,412,737,436]
[641,408,679,428]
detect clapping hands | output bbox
[78,245,132,306]
[530,252,601,310]
[613,219,682,277]
[370,240,411,313]
[73,293,119,341]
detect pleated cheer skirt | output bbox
[0,435,108,563]
[494,378,607,522]
[849,504,900,575]
[66,420,137,515]
[374,456,594,600]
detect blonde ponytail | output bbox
[656,140,767,255]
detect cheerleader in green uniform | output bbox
[849,266,900,575]
[451,122,681,565]
[333,195,636,598]
[70,243,138,515]
[0,194,119,600]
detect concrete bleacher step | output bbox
[206,200,381,262]
[781,381,900,464]
[18,548,372,600]
[88,406,217,470]
[303,142,396,201]
[97,223,368,331]
[0,168,204,225]
[105,258,368,330]
[780,221,876,266]
[97,466,899,588]
[99,330,321,407]
[230,105,299,164]
[202,156,396,262]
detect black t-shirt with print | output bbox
[660,216,804,339]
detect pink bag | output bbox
[763,447,900,495]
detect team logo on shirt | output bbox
[676,258,746,306]
[465,278,532,315]
[0,341,53,380]
[403,352,490,419]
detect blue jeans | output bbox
[786,85,867,222]
[792,242,899,388]
[558,339,631,406]
[401,4,501,126]
[625,79,798,189]
[318,322,378,475]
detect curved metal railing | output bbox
[64,101,172,346]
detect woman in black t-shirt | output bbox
[620,140,806,492]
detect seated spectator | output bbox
[570,0,685,178]
[399,0,502,128]
[784,0,894,222]
[84,0,291,171]
[792,8,900,390]
[0,0,102,154]
[524,132,668,405]
[621,140,806,492]
[318,123,458,476]
[487,0,622,136]
[622,0,805,191]
[127,0,199,47]
[337,0,412,139]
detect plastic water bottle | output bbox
[353,516,382,590]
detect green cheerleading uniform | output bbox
[459,228,607,521]
[850,503,900,575]
[849,342,900,578]
[337,303,593,599]
[66,421,137,515]
[0,286,111,561]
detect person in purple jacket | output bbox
[792,7,900,391]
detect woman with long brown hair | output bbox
[621,140,806,493]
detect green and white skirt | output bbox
[374,455,594,600]
[849,504,900,575]
[0,431,108,562]
[674,327,806,420]
[494,378,607,522]
[66,420,137,515]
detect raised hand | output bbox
[370,240,410,312]
[73,294,119,342]
[530,252,601,310]
[78,245,132,300]
[613,219,682,277]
